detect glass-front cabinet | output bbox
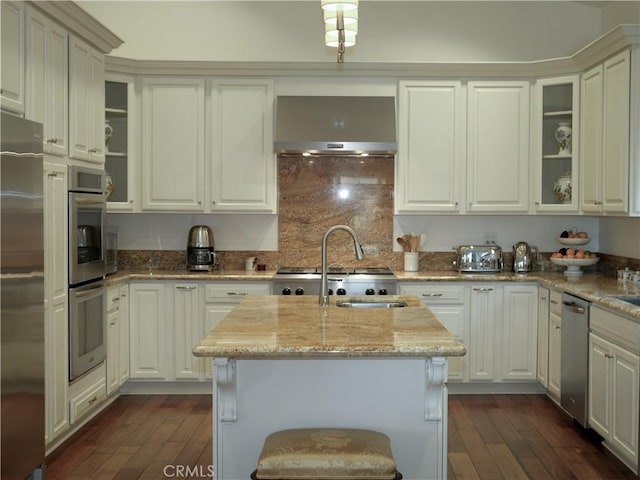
[105,74,136,210]
[533,75,579,212]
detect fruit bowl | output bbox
[557,237,590,246]
[549,256,599,278]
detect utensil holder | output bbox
[404,252,419,272]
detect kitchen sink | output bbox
[613,296,640,307]
[336,299,408,309]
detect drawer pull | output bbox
[46,138,59,144]
[176,285,197,290]
[422,293,444,297]
[473,287,494,292]
[604,354,614,359]
[227,291,249,296]
[88,147,98,153]
[554,325,561,330]
[550,300,559,304]
[88,395,98,405]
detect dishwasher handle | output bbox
[563,301,586,315]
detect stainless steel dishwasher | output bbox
[561,293,591,427]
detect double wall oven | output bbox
[68,166,107,382]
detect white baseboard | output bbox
[448,382,546,395]
[120,380,213,395]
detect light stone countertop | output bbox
[108,268,640,321]
[193,295,467,359]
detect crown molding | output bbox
[31,1,123,54]
[105,24,639,79]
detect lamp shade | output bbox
[325,22,358,39]
[325,32,356,48]
[324,8,358,25]
[321,0,358,12]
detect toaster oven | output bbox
[455,245,503,273]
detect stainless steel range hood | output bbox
[274,96,397,156]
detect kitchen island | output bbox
[193,295,466,480]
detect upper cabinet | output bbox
[466,81,530,213]
[209,79,276,213]
[1,1,25,114]
[25,7,68,157]
[580,49,631,214]
[141,77,206,211]
[533,76,580,213]
[105,74,137,210]
[139,77,276,213]
[396,80,465,213]
[69,36,105,165]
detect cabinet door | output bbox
[141,78,205,211]
[173,284,202,379]
[611,343,639,464]
[467,82,530,213]
[428,304,467,380]
[26,9,68,157]
[580,65,603,213]
[1,0,25,114]
[129,283,167,379]
[502,285,538,381]
[44,162,69,445]
[118,286,130,385]
[468,285,501,380]
[210,79,275,212]
[589,332,611,438]
[106,287,120,395]
[537,287,550,387]
[396,80,465,213]
[548,312,562,401]
[533,76,580,212]
[69,36,104,164]
[602,50,630,213]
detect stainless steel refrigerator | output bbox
[1,112,46,480]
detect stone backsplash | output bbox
[116,154,639,276]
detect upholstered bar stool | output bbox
[250,428,402,480]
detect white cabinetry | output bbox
[467,81,530,213]
[141,78,205,210]
[533,76,579,212]
[129,282,168,379]
[25,7,68,157]
[396,80,465,213]
[173,283,203,379]
[69,36,105,165]
[468,284,502,380]
[209,79,276,213]
[105,74,137,210]
[1,0,25,114]
[537,287,550,387]
[581,49,631,214]
[547,289,562,402]
[501,285,538,381]
[106,283,130,395]
[399,283,469,380]
[589,306,640,471]
[44,162,69,446]
[203,282,271,377]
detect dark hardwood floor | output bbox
[45,394,638,480]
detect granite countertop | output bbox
[109,268,640,321]
[193,295,466,359]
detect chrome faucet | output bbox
[319,225,365,306]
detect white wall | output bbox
[601,1,640,32]
[394,215,600,253]
[78,1,604,63]
[600,217,640,260]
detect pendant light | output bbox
[321,0,358,63]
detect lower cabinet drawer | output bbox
[69,377,106,424]
[399,284,466,303]
[204,282,271,302]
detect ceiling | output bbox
[76,1,639,63]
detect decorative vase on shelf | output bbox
[105,173,115,198]
[554,121,572,155]
[553,171,572,204]
[105,121,113,151]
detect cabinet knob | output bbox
[46,138,59,144]
[88,147,98,153]
[604,353,614,359]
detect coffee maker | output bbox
[187,225,216,271]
